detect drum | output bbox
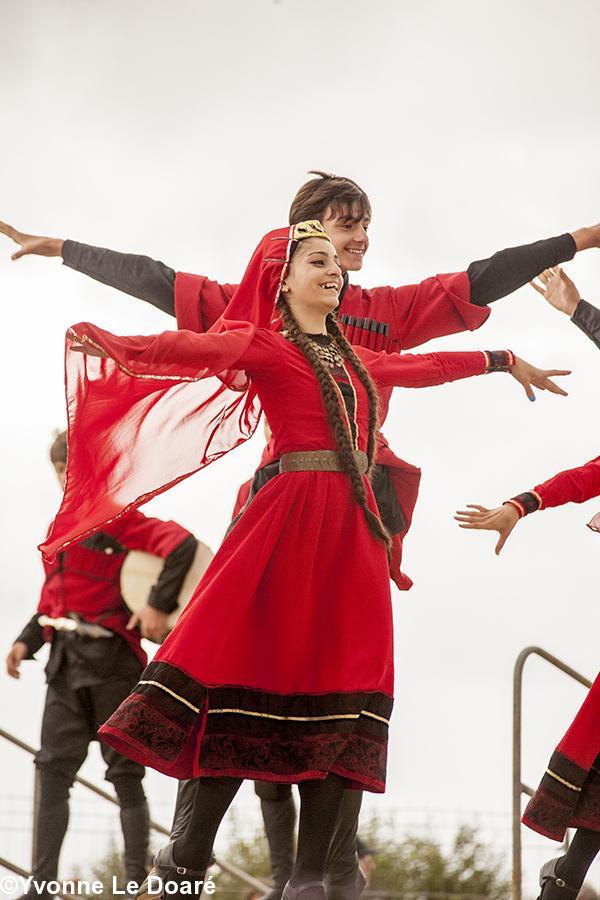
[120,539,214,631]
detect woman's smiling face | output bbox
[281,238,344,318]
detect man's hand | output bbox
[530,266,581,318]
[127,605,170,643]
[0,221,63,260]
[6,642,29,679]
[509,355,570,401]
[571,224,600,252]
[454,503,521,555]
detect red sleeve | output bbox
[368,272,490,350]
[174,273,237,333]
[534,456,600,510]
[106,510,193,558]
[356,347,487,388]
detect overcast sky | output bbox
[1,0,600,895]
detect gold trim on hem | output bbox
[138,680,201,714]
[207,707,389,725]
[545,768,581,792]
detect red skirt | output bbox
[99,469,394,792]
[523,672,600,840]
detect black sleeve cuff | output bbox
[147,535,198,614]
[572,299,600,351]
[484,350,516,372]
[14,614,46,658]
[61,240,176,316]
[468,233,577,307]
[505,492,541,517]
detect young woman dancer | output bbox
[456,266,600,900]
[43,222,569,899]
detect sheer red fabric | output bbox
[41,225,309,561]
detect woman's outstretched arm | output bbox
[358,345,570,400]
[455,454,600,554]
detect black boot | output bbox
[538,857,580,900]
[136,841,206,899]
[21,773,71,899]
[282,882,326,900]
[261,794,296,899]
[325,865,367,900]
[120,801,150,892]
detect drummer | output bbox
[6,430,199,900]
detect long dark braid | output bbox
[277,298,391,549]
[325,315,381,478]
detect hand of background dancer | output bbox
[508,356,570,401]
[127,604,170,642]
[530,267,582,317]
[454,504,520,555]
[0,221,64,260]
[6,641,29,679]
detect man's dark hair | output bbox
[289,170,371,226]
[49,430,67,465]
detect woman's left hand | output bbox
[509,356,570,401]
[454,503,521,555]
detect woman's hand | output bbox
[508,356,570,401]
[454,503,521,555]
[530,266,581,317]
[0,221,64,260]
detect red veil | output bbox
[41,222,331,561]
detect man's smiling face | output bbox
[321,204,370,273]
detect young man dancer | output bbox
[6,432,198,900]
[2,173,598,900]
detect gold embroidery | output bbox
[138,680,201,714]
[545,769,581,792]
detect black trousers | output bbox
[170,778,364,898]
[30,668,149,889]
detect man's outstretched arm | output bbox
[0,222,176,315]
[385,224,600,350]
[467,232,577,306]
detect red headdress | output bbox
[41,222,332,560]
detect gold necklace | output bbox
[283,331,345,369]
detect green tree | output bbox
[360,819,510,899]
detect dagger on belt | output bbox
[38,614,114,639]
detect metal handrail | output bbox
[0,724,270,894]
[512,646,593,900]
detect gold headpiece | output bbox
[292,220,331,243]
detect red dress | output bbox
[42,225,494,792]
[518,455,600,839]
[85,330,489,791]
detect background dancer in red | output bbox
[6,431,198,900]
[455,267,600,900]
[44,221,569,898]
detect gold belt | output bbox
[279,450,368,474]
